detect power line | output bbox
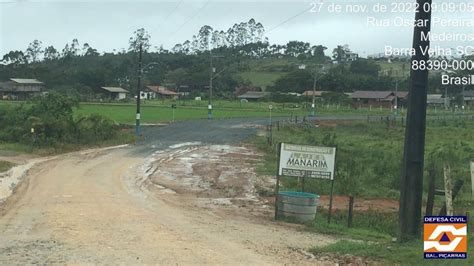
[149,0,184,35]
[164,0,184,21]
[168,0,211,39]
[266,6,312,34]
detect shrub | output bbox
[75,114,117,143]
[0,92,120,147]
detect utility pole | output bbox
[462,85,465,106]
[310,65,326,117]
[399,0,432,241]
[311,71,317,117]
[395,79,399,115]
[135,43,143,137]
[445,86,448,110]
[208,50,214,120]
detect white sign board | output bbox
[278,143,336,180]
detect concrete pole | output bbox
[399,0,432,241]
[135,43,143,137]
[208,50,213,120]
[311,72,316,117]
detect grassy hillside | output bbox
[238,72,282,89]
[236,58,410,90]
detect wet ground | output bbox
[0,117,387,264]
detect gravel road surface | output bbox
[0,118,341,264]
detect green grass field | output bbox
[252,120,474,264]
[254,120,474,199]
[2,100,473,125]
[75,103,279,124]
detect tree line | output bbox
[2,18,464,101]
[2,18,363,65]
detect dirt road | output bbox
[0,119,338,264]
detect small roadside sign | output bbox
[278,143,336,180]
[274,143,337,223]
[269,104,273,110]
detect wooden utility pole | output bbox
[399,0,432,241]
[443,164,453,216]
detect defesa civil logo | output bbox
[424,216,467,259]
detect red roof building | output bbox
[144,86,179,99]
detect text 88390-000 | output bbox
[412,59,474,71]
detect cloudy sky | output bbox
[0,0,471,56]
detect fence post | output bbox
[348,195,354,228]
[425,165,436,216]
[439,180,464,216]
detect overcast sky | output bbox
[0,0,472,56]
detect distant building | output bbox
[351,90,409,109]
[302,91,328,98]
[234,86,262,97]
[394,91,409,107]
[237,91,268,101]
[285,92,302,97]
[0,78,44,100]
[463,90,474,106]
[144,86,179,99]
[346,52,359,62]
[427,94,449,107]
[100,87,128,100]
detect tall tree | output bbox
[1,50,27,66]
[198,25,213,51]
[44,45,59,61]
[70,39,80,56]
[332,45,351,62]
[285,41,310,57]
[62,39,81,58]
[333,45,345,61]
[26,40,43,63]
[84,46,99,57]
[312,45,327,59]
[128,28,151,52]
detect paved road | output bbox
[0,118,336,264]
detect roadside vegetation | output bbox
[0,161,14,173]
[0,93,132,154]
[254,120,474,200]
[252,119,474,264]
